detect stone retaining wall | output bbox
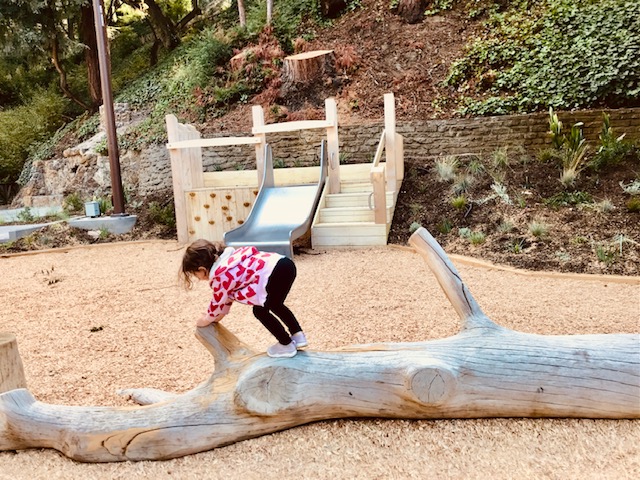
[14,107,640,207]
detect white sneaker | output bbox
[291,331,308,348]
[267,341,297,358]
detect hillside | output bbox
[2,1,639,277]
[206,0,476,132]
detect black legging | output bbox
[252,257,302,345]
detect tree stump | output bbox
[282,50,335,85]
[0,333,27,394]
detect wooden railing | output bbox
[367,93,404,224]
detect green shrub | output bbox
[409,221,422,234]
[0,88,69,183]
[627,197,640,212]
[148,201,176,228]
[448,0,640,115]
[528,220,549,239]
[469,231,486,245]
[437,218,453,234]
[451,195,468,210]
[544,191,593,208]
[63,193,84,214]
[434,156,458,182]
[589,113,640,170]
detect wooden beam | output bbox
[0,333,26,394]
[251,119,334,135]
[166,137,261,149]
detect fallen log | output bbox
[0,227,638,462]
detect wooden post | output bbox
[166,114,204,244]
[325,97,341,194]
[384,93,397,192]
[0,333,27,394]
[370,166,386,224]
[252,105,266,184]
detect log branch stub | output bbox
[196,323,256,370]
[409,227,495,330]
[0,333,27,394]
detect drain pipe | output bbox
[92,0,126,216]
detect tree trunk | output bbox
[124,0,179,50]
[0,227,638,462]
[0,333,27,394]
[80,3,101,109]
[238,0,246,27]
[396,0,427,24]
[50,36,92,111]
[266,0,273,25]
[320,0,347,18]
[282,50,336,85]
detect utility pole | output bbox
[92,0,126,216]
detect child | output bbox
[180,239,308,358]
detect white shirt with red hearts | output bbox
[206,246,281,318]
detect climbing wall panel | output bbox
[185,187,258,243]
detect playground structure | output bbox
[0,226,637,462]
[166,93,404,253]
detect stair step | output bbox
[339,182,373,193]
[325,191,395,208]
[317,206,393,224]
[312,221,390,247]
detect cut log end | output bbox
[283,50,335,85]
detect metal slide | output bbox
[223,140,328,258]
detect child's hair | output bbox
[180,239,226,289]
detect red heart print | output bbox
[256,259,265,270]
[237,264,246,275]
[236,291,245,301]
[246,286,256,298]
[213,292,223,302]
[215,266,226,276]
[222,271,234,289]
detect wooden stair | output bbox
[311,179,397,248]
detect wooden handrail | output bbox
[371,129,386,167]
[369,128,387,224]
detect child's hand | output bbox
[196,313,215,327]
[196,313,226,327]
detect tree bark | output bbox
[0,227,638,462]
